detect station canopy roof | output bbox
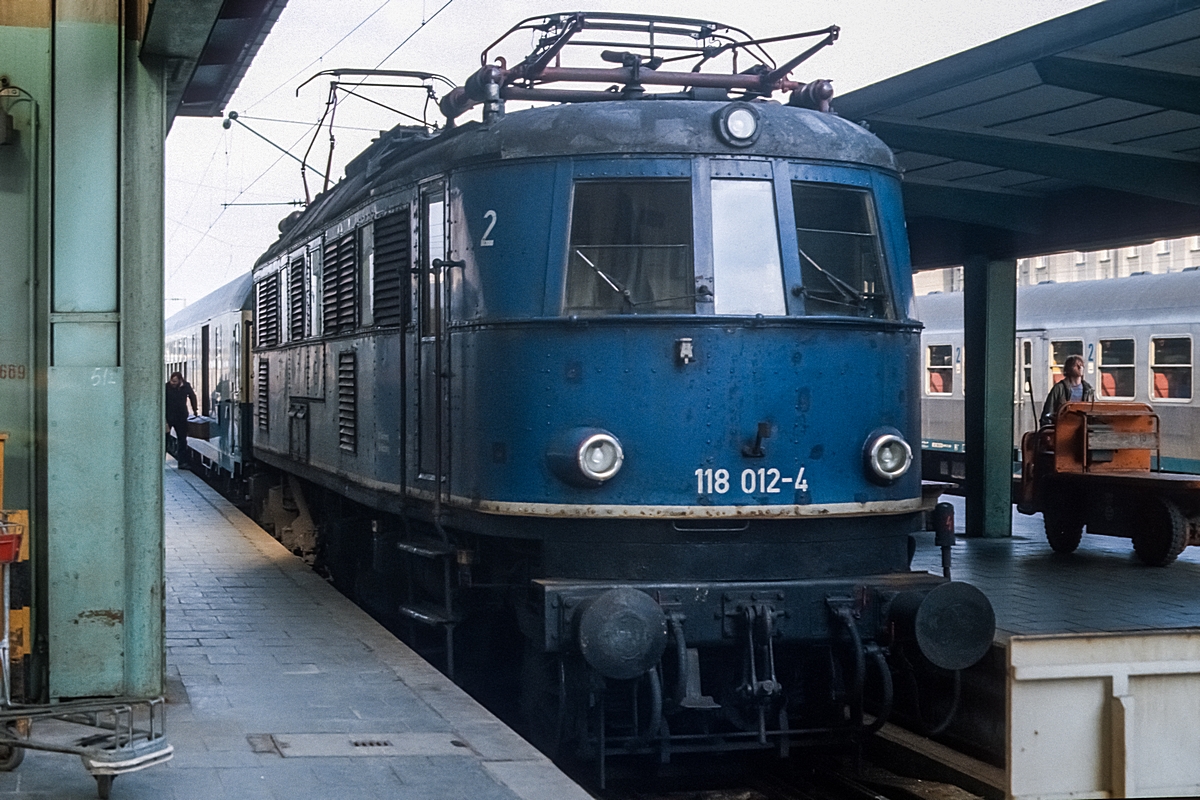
[836,0,1200,270]
[141,0,289,122]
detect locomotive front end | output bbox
[442,94,995,757]
[242,12,997,775]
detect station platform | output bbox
[912,495,1200,636]
[0,462,592,799]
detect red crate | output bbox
[0,525,22,564]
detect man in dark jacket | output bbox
[166,372,199,468]
[1040,354,1094,425]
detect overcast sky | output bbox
[164,0,1099,312]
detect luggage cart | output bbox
[0,515,173,798]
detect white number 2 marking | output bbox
[480,209,496,247]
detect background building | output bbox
[914,235,1200,295]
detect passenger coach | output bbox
[918,269,1200,483]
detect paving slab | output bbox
[911,495,1200,637]
[0,462,593,800]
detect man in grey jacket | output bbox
[1040,354,1094,425]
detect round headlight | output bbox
[864,429,913,483]
[714,102,761,147]
[547,427,626,487]
[578,433,624,482]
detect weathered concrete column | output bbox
[121,2,166,699]
[963,255,1017,538]
[24,0,164,700]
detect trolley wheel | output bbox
[1133,495,1187,567]
[95,774,113,800]
[0,742,23,771]
[1043,501,1083,554]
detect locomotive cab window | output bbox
[711,179,785,316]
[926,344,953,395]
[564,180,693,315]
[1099,338,1136,398]
[1050,340,1083,386]
[1151,337,1192,400]
[421,191,446,337]
[791,183,892,319]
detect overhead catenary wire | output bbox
[294,0,461,198]
[244,0,397,111]
[172,0,462,287]
[370,0,458,72]
[167,136,224,248]
[231,114,383,132]
[169,125,319,280]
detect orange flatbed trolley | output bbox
[1018,402,1200,566]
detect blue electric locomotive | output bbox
[228,13,995,774]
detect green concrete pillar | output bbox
[963,255,1016,538]
[5,0,176,703]
[121,27,166,700]
[47,0,128,699]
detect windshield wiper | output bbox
[575,250,633,307]
[629,285,712,308]
[796,246,865,306]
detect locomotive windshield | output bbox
[565,180,694,315]
[792,183,893,319]
[710,180,787,316]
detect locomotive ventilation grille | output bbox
[338,350,357,453]
[372,207,410,327]
[288,256,305,340]
[323,233,358,334]
[257,358,269,432]
[256,272,280,347]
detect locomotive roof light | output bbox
[548,427,625,487]
[863,428,912,484]
[714,102,761,147]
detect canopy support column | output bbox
[963,255,1016,538]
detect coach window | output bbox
[1021,340,1033,397]
[1099,338,1135,398]
[1049,340,1083,386]
[565,180,693,315]
[1151,337,1192,400]
[711,179,785,315]
[791,183,892,319]
[927,344,953,395]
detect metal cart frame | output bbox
[0,516,173,798]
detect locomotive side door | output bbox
[417,183,447,486]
